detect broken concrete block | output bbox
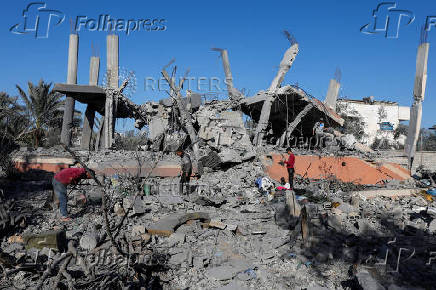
[428,219,436,233]
[79,233,98,251]
[209,219,227,230]
[219,148,242,163]
[167,233,186,247]
[193,256,204,268]
[132,225,146,236]
[141,233,151,243]
[158,194,184,205]
[149,116,168,140]
[226,224,237,231]
[169,251,187,265]
[113,202,125,216]
[147,212,210,236]
[123,197,146,216]
[23,230,67,252]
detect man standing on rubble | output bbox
[283,148,295,189]
[52,163,93,221]
[176,150,192,195]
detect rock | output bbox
[356,270,385,290]
[23,230,67,251]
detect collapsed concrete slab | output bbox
[147,212,210,236]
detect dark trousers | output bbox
[179,170,192,195]
[287,167,295,189]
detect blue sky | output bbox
[1,0,436,131]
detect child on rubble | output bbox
[52,163,94,222]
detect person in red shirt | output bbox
[283,148,295,189]
[52,163,93,221]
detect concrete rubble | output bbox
[1,32,435,290]
[2,147,436,289]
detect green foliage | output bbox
[419,129,436,151]
[16,80,65,147]
[394,123,408,139]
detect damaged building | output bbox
[2,27,436,290]
[337,97,410,147]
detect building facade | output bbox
[337,97,410,147]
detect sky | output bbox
[1,0,436,132]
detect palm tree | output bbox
[0,92,27,142]
[16,80,65,147]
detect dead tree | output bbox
[253,31,299,146]
[161,61,199,166]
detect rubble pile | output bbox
[2,154,436,289]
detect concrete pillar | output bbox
[60,34,78,145]
[104,34,119,149]
[324,79,340,110]
[405,42,429,169]
[80,56,100,150]
[254,44,299,146]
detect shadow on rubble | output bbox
[283,209,436,289]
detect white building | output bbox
[336,97,410,147]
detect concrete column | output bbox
[104,34,119,149]
[405,42,430,169]
[80,56,100,150]
[324,79,340,110]
[254,44,299,146]
[60,33,79,145]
